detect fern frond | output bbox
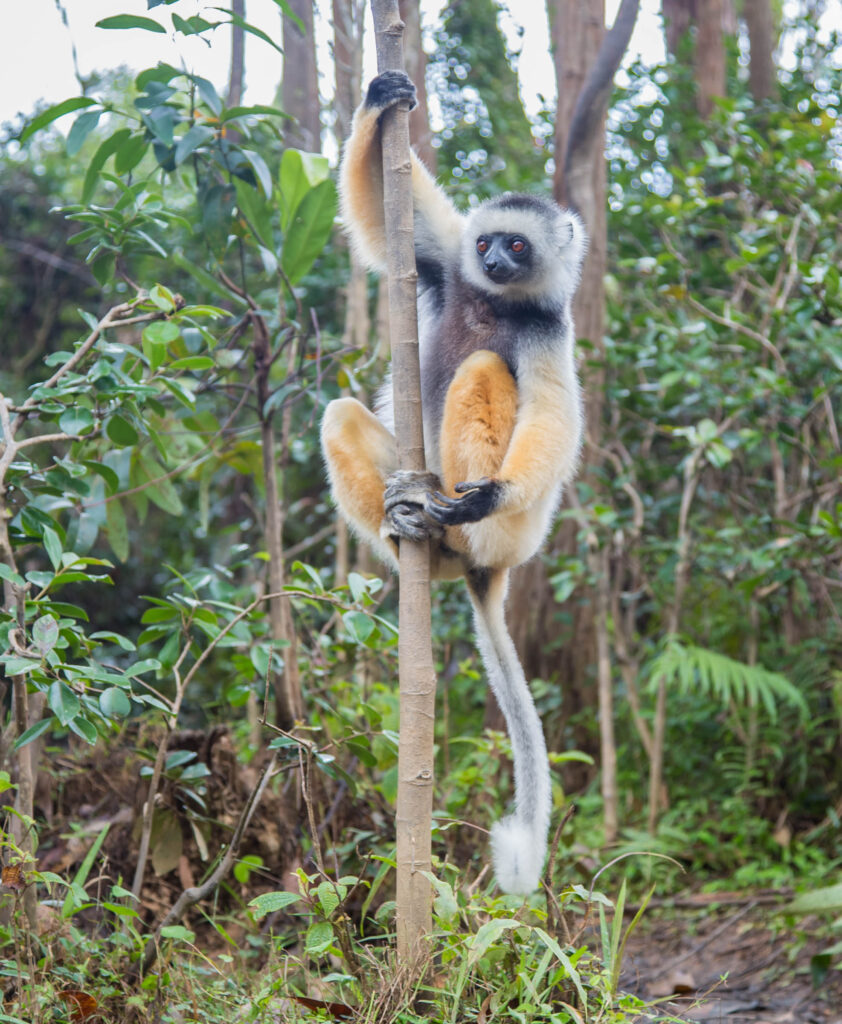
[646,639,807,719]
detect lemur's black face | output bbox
[475,233,533,285]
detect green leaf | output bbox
[281,179,338,284]
[68,717,98,745]
[304,920,334,956]
[788,884,842,915]
[174,123,216,165]
[14,718,52,751]
[67,110,103,156]
[105,499,129,563]
[83,129,132,203]
[43,525,63,570]
[59,407,95,436]
[169,356,215,371]
[240,149,273,198]
[20,97,98,142]
[136,452,183,516]
[160,925,196,942]
[32,616,59,655]
[105,415,139,447]
[249,890,302,918]
[0,564,25,587]
[279,149,331,228]
[96,14,166,32]
[114,135,149,175]
[222,104,290,122]
[49,681,81,727]
[143,320,181,347]
[100,687,132,718]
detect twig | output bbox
[139,751,279,976]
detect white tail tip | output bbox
[490,816,545,896]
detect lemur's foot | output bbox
[383,470,444,541]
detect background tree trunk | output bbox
[227,0,246,108]
[744,0,777,102]
[399,0,436,173]
[282,0,321,151]
[695,0,726,117]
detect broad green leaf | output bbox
[788,884,842,914]
[114,134,149,175]
[174,123,216,165]
[21,97,98,142]
[105,499,129,563]
[49,681,81,727]
[281,179,338,284]
[0,564,25,587]
[67,110,103,156]
[32,616,59,655]
[100,688,132,718]
[143,320,181,346]
[68,717,98,745]
[234,177,273,247]
[279,149,331,228]
[304,920,334,956]
[249,890,301,918]
[83,129,132,203]
[160,925,195,942]
[14,718,53,750]
[43,526,63,571]
[169,356,214,371]
[59,407,95,436]
[105,414,139,447]
[96,15,166,32]
[136,452,183,516]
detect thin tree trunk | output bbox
[695,0,726,117]
[254,321,303,730]
[744,0,776,102]
[282,0,321,150]
[370,0,436,966]
[594,545,617,842]
[227,0,246,108]
[399,0,435,173]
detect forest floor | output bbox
[34,736,842,1022]
[621,893,842,1023]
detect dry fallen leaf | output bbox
[58,989,98,1022]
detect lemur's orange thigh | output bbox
[321,397,396,534]
[439,350,518,493]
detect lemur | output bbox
[321,71,586,895]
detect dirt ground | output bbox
[620,894,842,1023]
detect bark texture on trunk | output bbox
[370,0,436,967]
[282,0,321,151]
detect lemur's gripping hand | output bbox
[384,470,444,542]
[365,71,418,114]
[426,478,503,526]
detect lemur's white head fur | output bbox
[461,194,587,303]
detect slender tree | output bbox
[370,0,437,965]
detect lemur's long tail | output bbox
[466,568,552,896]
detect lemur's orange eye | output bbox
[476,239,489,254]
[511,239,525,253]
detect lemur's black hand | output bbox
[365,71,418,112]
[425,478,503,526]
[384,470,444,541]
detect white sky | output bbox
[0,0,667,133]
[2,1,839,141]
